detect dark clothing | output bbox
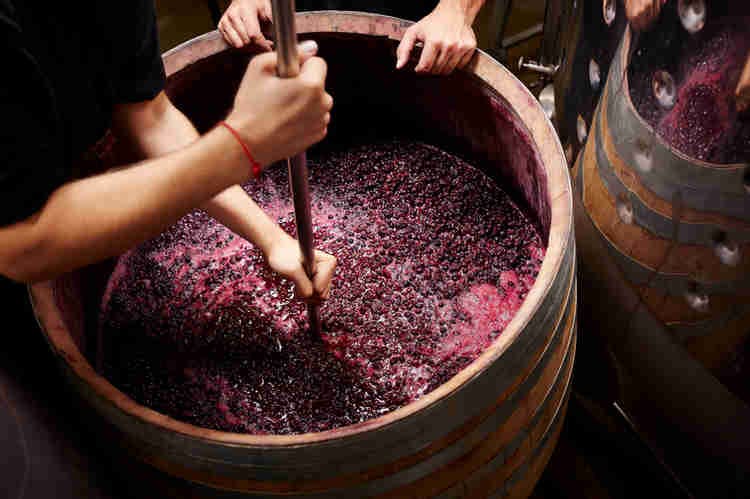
[0,4,165,495]
[0,0,165,227]
[296,0,435,22]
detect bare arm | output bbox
[111,90,335,300]
[0,126,247,282]
[396,0,485,75]
[110,92,278,249]
[0,49,332,285]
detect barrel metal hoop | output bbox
[490,383,570,498]
[437,319,576,499]
[595,227,750,295]
[668,303,750,341]
[594,100,750,245]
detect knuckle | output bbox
[302,77,320,93]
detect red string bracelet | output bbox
[219,121,262,179]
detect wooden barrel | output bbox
[29,12,576,498]
[571,23,750,471]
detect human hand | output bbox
[264,232,337,303]
[396,3,478,75]
[736,54,750,114]
[226,41,333,167]
[218,0,273,51]
[625,0,666,31]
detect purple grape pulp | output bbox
[628,15,750,163]
[99,140,545,435]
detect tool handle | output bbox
[271,0,321,336]
[271,0,300,78]
[287,153,321,336]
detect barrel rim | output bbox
[620,26,748,170]
[29,11,573,448]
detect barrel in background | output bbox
[571,9,750,487]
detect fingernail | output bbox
[299,40,318,54]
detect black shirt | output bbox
[0,0,165,227]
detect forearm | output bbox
[204,187,292,254]
[113,94,287,254]
[436,0,485,23]
[0,128,248,282]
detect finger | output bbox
[443,45,466,75]
[290,267,315,298]
[298,40,319,65]
[238,9,265,48]
[221,25,243,49]
[432,44,453,75]
[313,125,328,144]
[415,40,440,73]
[396,27,419,69]
[237,5,272,51]
[457,47,475,70]
[228,13,251,45]
[299,56,328,85]
[323,93,333,112]
[313,254,337,300]
[253,41,317,72]
[260,0,273,21]
[256,37,274,52]
[253,51,279,73]
[222,22,245,48]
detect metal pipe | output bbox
[270,0,321,337]
[517,56,558,77]
[501,23,544,50]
